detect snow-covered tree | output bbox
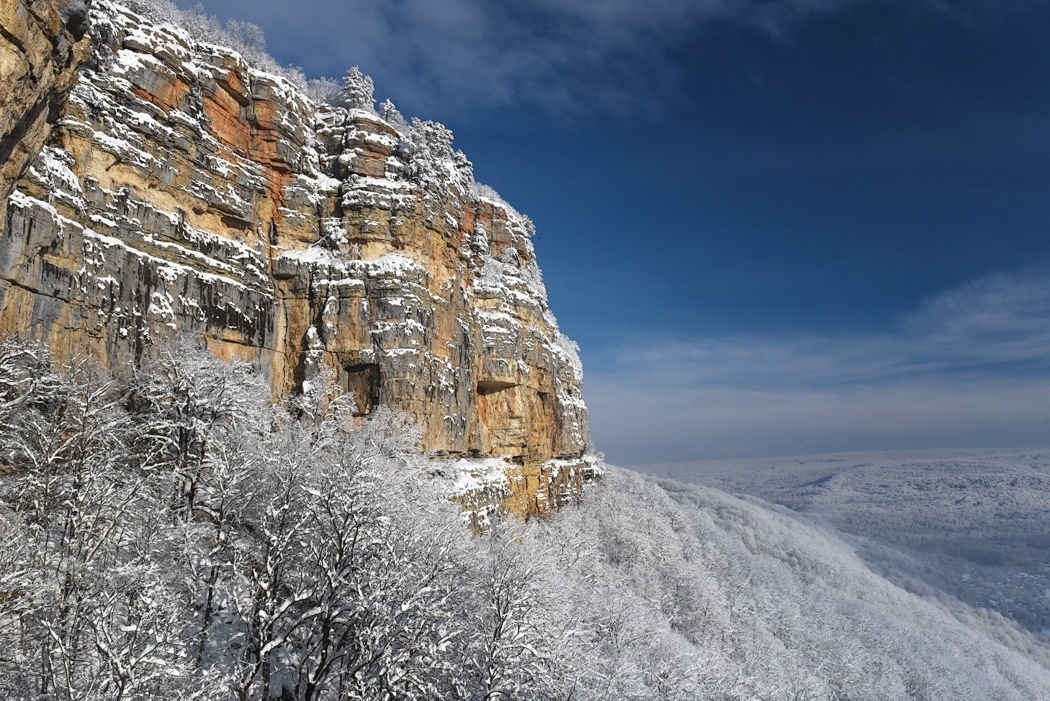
[306,77,341,106]
[340,66,375,112]
[380,98,407,131]
[128,339,267,520]
[0,347,195,699]
[397,119,475,201]
[224,19,267,58]
[462,528,562,700]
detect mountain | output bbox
[4,4,1050,700]
[5,338,1046,698]
[0,0,594,518]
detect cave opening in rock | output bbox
[344,363,380,415]
[477,379,516,396]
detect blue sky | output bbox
[172,0,1050,464]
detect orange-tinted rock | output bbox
[0,0,594,517]
[0,0,91,225]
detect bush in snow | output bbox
[305,77,342,106]
[380,98,408,132]
[340,66,375,112]
[397,119,475,200]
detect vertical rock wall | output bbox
[0,0,596,516]
[0,0,92,223]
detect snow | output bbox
[84,229,251,292]
[552,332,584,380]
[446,458,514,499]
[362,253,424,277]
[372,319,426,334]
[92,129,161,169]
[113,47,161,73]
[278,245,342,266]
[667,448,1050,641]
[8,190,60,221]
[471,181,527,223]
[279,249,426,282]
[380,348,421,357]
[89,214,120,230]
[148,290,177,329]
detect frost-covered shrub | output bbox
[340,66,375,112]
[380,98,407,131]
[401,118,454,166]
[306,76,341,105]
[471,181,511,208]
[120,0,180,23]
[397,118,475,198]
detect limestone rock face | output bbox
[0,1,594,515]
[0,0,92,224]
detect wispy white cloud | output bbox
[184,0,1042,118]
[355,0,863,113]
[586,269,1050,463]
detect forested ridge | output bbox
[4,339,1050,700]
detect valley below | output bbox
[646,448,1050,637]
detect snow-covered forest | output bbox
[2,337,1050,699]
[0,338,570,700]
[658,451,1050,640]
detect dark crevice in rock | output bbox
[0,23,28,53]
[60,1,92,42]
[0,99,50,200]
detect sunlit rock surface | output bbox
[0,0,92,223]
[0,0,595,516]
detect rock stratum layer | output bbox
[0,0,91,224]
[0,0,595,517]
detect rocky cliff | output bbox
[0,0,91,225]
[0,0,595,517]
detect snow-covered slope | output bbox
[532,467,1050,699]
[652,448,1050,639]
[3,340,1048,698]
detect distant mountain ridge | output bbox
[0,0,594,517]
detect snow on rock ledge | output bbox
[443,455,605,528]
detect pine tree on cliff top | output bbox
[341,66,375,111]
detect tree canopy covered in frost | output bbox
[0,339,570,700]
[397,119,475,199]
[533,469,1050,699]
[340,67,376,112]
[2,336,1049,699]
[380,99,407,132]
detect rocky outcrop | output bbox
[0,0,596,517]
[0,0,92,224]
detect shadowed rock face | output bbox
[0,1,594,516]
[0,0,92,223]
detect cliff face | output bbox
[0,0,91,224]
[0,0,595,517]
